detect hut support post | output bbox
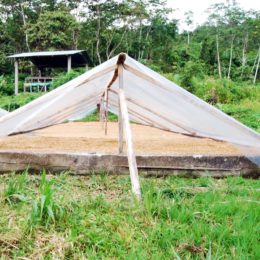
[67,55,72,72]
[14,59,19,95]
[118,64,141,200]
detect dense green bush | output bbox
[180,61,205,92]
[163,73,182,85]
[191,77,259,104]
[0,75,14,95]
[0,93,42,111]
[217,102,260,132]
[50,69,86,90]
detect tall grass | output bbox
[27,172,67,230]
[4,171,28,205]
[0,172,259,258]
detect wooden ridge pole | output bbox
[117,54,141,200]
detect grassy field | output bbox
[0,74,259,258]
[0,172,259,259]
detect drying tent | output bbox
[0,53,259,195]
[0,108,9,118]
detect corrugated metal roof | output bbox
[8,50,85,58]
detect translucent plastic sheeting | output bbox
[0,108,8,118]
[0,53,259,166]
[0,55,118,136]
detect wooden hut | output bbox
[9,50,91,95]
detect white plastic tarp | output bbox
[0,53,259,165]
[0,108,8,118]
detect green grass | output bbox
[0,93,42,111]
[0,172,259,258]
[218,102,260,132]
[78,109,118,122]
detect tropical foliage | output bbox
[0,0,259,82]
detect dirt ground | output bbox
[0,122,241,155]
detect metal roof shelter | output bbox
[9,50,91,95]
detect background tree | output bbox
[27,11,80,50]
[183,10,194,45]
[0,0,259,83]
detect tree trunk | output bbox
[216,34,222,78]
[96,5,102,64]
[227,35,234,79]
[140,25,152,60]
[106,28,127,60]
[251,51,258,74]
[240,33,248,79]
[253,46,260,84]
[138,20,143,61]
[20,4,30,52]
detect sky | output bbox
[166,0,260,31]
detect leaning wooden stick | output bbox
[118,64,141,199]
[99,96,104,128]
[118,65,124,154]
[105,89,109,135]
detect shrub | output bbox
[50,69,85,90]
[0,75,14,95]
[217,103,260,132]
[180,61,205,92]
[192,77,260,104]
[0,93,42,111]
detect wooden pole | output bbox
[67,56,72,72]
[118,65,141,199]
[104,89,108,135]
[14,59,19,95]
[118,65,124,154]
[253,46,260,84]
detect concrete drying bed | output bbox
[0,122,258,176]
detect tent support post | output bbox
[14,59,19,95]
[104,88,108,135]
[67,55,72,72]
[118,64,141,200]
[118,65,124,154]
